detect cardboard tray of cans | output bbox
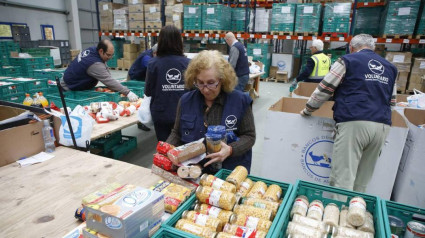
[279,180,385,238]
[162,168,293,238]
[381,199,425,238]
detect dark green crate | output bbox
[92,87,122,102]
[0,81,26,96]
[152,227,187,238]
[90,130,122,154]
[105,135,137,159]
[0,92,26,103]
[5,77,49,91]
[45,91,107,109]
[28,87,58,96]
[279,180,385,238]
[162,169,293,238]
[121,81,145,97]
[381,200,425,237]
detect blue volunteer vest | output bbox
[63,47,103,90]
[149,55,190,124]
[232,42,250,77]
[334,49,397,125]
[128,49,153,81]
[179,90,253,172]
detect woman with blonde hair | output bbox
[166,50,256,173]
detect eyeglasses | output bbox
[194,80,220,90]
[104,52,114,58]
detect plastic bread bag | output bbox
[137,95,153,126]
[167,138,206,165]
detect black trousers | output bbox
[153,121,174,142]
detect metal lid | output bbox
[407,221,425,236]
[193,203,201,212]
[229,214,237,224]
[200,173,209,182]
[296,195,309,202]
[182,210,189,219]
[195,185,203,194]
[388,215,404,228]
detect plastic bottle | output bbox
[38,92,49,107]
[42,120,56,153]
[23,93,33,106]
[32,93,41,107]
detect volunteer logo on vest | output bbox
[225,115,237,129]
[300,137,333,183]
[368,59,384,75]
[162,68,185,91]
[78,50,90,62]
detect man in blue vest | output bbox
[301,34,397,193]
[61,39,138,102]
[290,39,331,92]
[225,32,250,91]
[127,44,157,81]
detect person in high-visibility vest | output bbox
[290,39,331,92]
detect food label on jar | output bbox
[349,201,366,211]
[276,191,281,198]
[207,190,222,207]
[245,216,260,229]
[294,199,308,210]
[309,204,323,216]
[207,205,221,218]
[235,226,257,238]
[194,213,208,226]
[211,177,225,190]
[259,187,266,196]
[253,202,266,209]
[241,182,250,190]
[182,223,203,235]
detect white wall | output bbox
[0,0,69,41]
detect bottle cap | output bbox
[182,210,189,219]
[193,203,200,212]
[229,214,237,224]
[43,119,50,126]
[200,173,209,182]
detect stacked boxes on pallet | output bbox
[270,3,296,33]
[416,3,425,36]
[38,40,71,66]
[408,58,425,91]
[113,7,129,31]
[202,5,231,32]
[231,8,250,32]
[183,5,203,31]
[129,0,145,31]
[123,44,140,70]
[254,8,271,33]
[21,48,50,57]
[108,39,125,68]
[99,2,125,32]
[385,51,412,93]
[145,3,162,32]
[295,3,322,34]
[165,4,184,29]
[353,7,384,36]
[248,43,273,78]
[380,0,420,37]
[322,2,351,35]
[0,41,20,66]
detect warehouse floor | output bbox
[110,70,291,176]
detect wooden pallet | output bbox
[270,31,293,36]
[322,32,348,38]
[183,30,202,34]
[145,30,160,34]
[202,30,226,34]
[382,34,412,39]
[261,77,288,83]
[416,35,425,40]
[294,32,318,37]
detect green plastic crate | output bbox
[45,91,107,109]
[105,135,137,159]
[0,92,25,104]
[279,180,385,238]
[28,87,58,96]
[152,227,187,238]
[382,200,425,237]
[5,77,49,92]
[162,169,293,238]
[0,81,26,96]
[90,130,122,154]
[121,81,145,97]
[92,87,123,102]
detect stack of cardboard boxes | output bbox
[113,7,129,31]
[408,58,425,92]
[118,43,146,70]
[129,0,145,31]
[165,2,183,30]
[144,3,162,32]
[385,51,412,93]
[99,2,125,31]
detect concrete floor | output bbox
[110,70,291,176]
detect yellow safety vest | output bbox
[309,53,331,80]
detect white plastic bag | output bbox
[407,89,425,109]
[137,95,153,126]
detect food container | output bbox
[153,153,174,171]
[388,215,404,237]
[286,221,325,238]
[290,195,309,218]
[236,178,254,198]
[194,203,234,225]
[233,204,273,221]
[225,166,248,189]
[223,223,267,238]
[200,174,236,193]
[229,213,273,232]
[307,200,324,221]
[405,221,425,238]
[195,186,236,211]
[240,197,279,217]
[175,219,217,238]
[358,211,375,234]
[205,132,223,153]
[339,206,355,229]
[247,181,268,199]
[263,184,282,202]
[182,210,222,232]
[291,214,327,233]
[347,196,367,227]
[332,226,374,238]
[323,203,340,228]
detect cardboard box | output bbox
[129,21,145,31]
[124,60,132,69]
[129,0,144,4]
[0,106,44,166]
[144,4,161,13]
[411,57,425,74]
[144,12,161,21]
[396,72,409,92]
[272,53,293,78]
[276,70,288,82]
[165,19,182,29]
[385,51,413,64]
[100,22,113,32]
[260,97,408,199]
[129,12,144,21]
[393,108,425,207]
[70,49,80,57]
[165,4,183,16]
[124,44,139,53]
[269,66,278,78]
[393,62,411,73]
[118,58,124,69]
[145,21,162,31]
[99,2,125,17]
[129,4,144,13]
[292,82,318,99]
[124,52,139,61]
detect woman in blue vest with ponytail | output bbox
[166,50,256,173]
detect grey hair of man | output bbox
[350,34,375,52]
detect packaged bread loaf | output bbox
[167,138,206,164]
[153,153,175,171]
[156,141,175,155]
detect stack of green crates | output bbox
[322,2,351,34]
[354,7,384,36]
[32,68,65,82]
[323,49,346,65]
[380,0,420,36]
[202,5,231,31]
[45,91,108,109]
[91,130,138,159]
[295,4,322,34]
[9,57,54,77]
[247,43,273,78]
[191,0,205,3]
[0,80,26,104]
[382,200,425,237]
[21,48,51,57]
[416,4,425,36]
[121,81,145,97]
[184,5,203,31]
[232,8,250,32]
[1,66,21,77]
[0,41,20,66]
[270,3,296,33]
[109,39,125,68]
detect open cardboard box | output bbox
[292,82,319,99]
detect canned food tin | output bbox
[405,221,425,238]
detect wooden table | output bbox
[249,72,265,97]
[90,113,139,140]
[0,146,161,237]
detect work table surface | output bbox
[0,146,161,237]
[90,113,139,140]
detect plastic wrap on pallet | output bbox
[380,0,420,36]
[184,5,203,31]
[247,43,273,78]
[354,7,383,36]
[295,3,321,33]
[232,8,250,32]
[416,4,425,36]
[271,3,296,32]
[113,14,129,31]
[322,2,351,34]
[254,8,271,33]
[202,5,231,31]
